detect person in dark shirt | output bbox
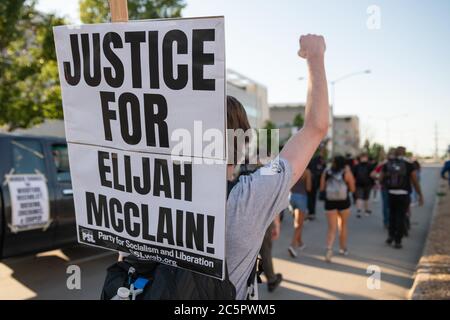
[352,153,376,217]
[306,147,326,220]
[441,157,450,189]
[380,147,423,248]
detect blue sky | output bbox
[37,0,450,156]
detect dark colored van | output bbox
[0,133,76,259]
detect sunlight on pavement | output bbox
[36,250,70,261]
[0,264,36,300]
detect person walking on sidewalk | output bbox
[321,156,356,262]
[259,215,283,292]
[380,147,424,249]
[306,148,326,221]
[288,168,312,258]
[353,153,376,218]
[371,149,395,229]
[441,155,450,189]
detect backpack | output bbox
[325,169,348,201]
[100,180,261,300]
[384,159,408,190]
[355,164,371,186]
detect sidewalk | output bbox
[259,166,439,300]
[409,180,450,299]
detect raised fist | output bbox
[298,34,326,60]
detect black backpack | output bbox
[384,159,408,190]
[100,180,261,300]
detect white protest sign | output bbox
[54,17,227,279]
[7,174,50,230]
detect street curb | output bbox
[407,180,443,300]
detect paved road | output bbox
[0,166,439,300]
[259,166,440,300]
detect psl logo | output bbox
[366,5,381,30]
[81,228,95,243]
[366,265,381,290]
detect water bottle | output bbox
[111,287,130,300]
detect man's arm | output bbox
[271,214,281,240]
[280,34,329,187]
[411,170,424,206]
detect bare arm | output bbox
[271,214,281,240]
[319,171,326,192]
[411,171,424,206]
[280,34,329,187]
[345,166,356,193]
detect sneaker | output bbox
[307,215,316,221]
[298,243,306,251]
[339,248,349,256]
[288,246,298,258]
[268,273,283,292]
[365,210,372,217]
[356,210,362,218]
[386,237,393,245]
[394,242,403,249]
[325,249,333,263]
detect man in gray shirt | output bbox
[225,34,329,299]
[119,34,329,300]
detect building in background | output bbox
[333,115,360,156]
[227,69,269,129]
[269,103,305,144]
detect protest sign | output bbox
[54,17,227,279]
[7,174,50,231]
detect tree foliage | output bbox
[293,113,304,128]
[363,139,386,161]
[79,0,186,24]
[0,2,66,130]
[0,0,186,130]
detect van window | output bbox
[52,144,71,182]
[11,140,46,174]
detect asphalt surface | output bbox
[0,166,440,300]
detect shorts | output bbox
[325,198,351,211]
[355,186,372,200]
[289,193,308,213]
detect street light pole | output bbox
[330,69,371,157]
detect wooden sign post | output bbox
[108,0,128,22]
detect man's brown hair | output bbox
[227,95,250,131]
[227,96,251,164]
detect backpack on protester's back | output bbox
[100,180,261,300]
[325,169,348,201]
[100,258,237,300]
[384,159,408,190]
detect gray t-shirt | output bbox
[226,158,292,299]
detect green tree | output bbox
[0,2,66,130]
[0,0,27,51]
[79,0,186,23]
[0,0,187,131]
[363,139,386,162]
[293,113,304,128]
